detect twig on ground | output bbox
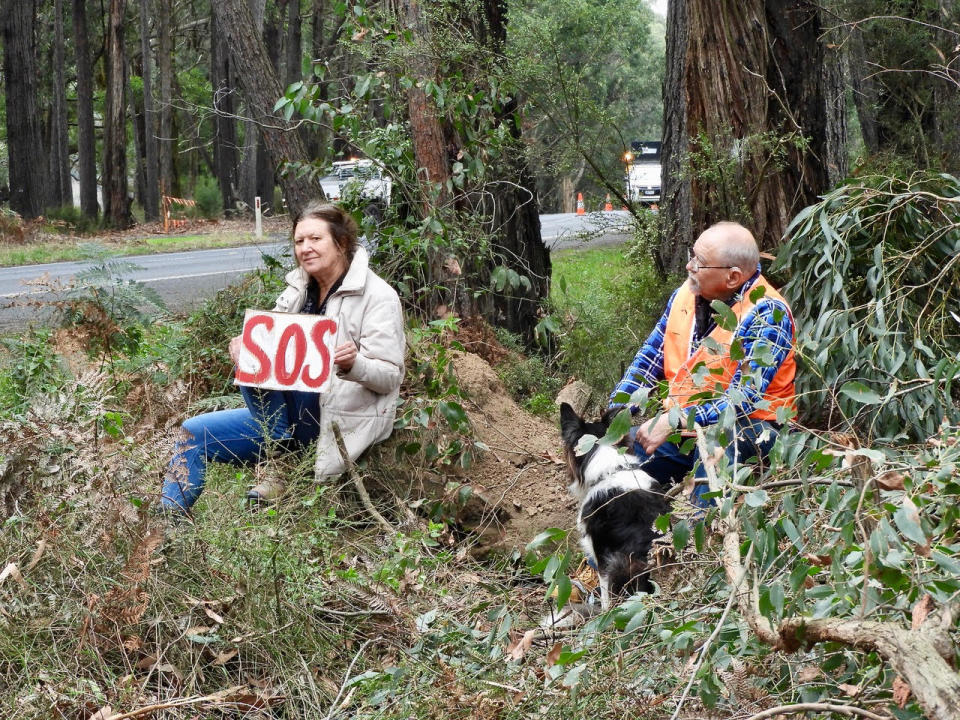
[331,422,395,536]
[742,702,893,720]
[323,637,378,720]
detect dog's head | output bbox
[559,402,610,488]
[605,553,655,597]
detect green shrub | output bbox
[0,328,68,417]
[497,352,561,412]
[42,205,104,235]
[777,171,960,441]
[193,176,223,220]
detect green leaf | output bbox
[839,381,882,405]
[554,574,572,610]
[745,490,769,507]
[672,520,690,550]
[710,300,738,331]
[526,527,567,552]
[574,434,596,456]
[654,513,671,533]
[601,409,632,445]
[693,521,706,553]
[893,503,927,546]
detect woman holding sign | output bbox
[161,202,405,512]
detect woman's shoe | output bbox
[246,478,286,506]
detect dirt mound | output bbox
[448,351,576,553]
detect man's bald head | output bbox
[703,222,759,271]
[687,222,760,300]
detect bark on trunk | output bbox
[158,0,175,196]
[401,0,453,211]
[660,0,842,271]
[219,0,324,216]
[2,0,47,218]
[139,0,160,219]
[284,0,302,86]
[104,0,132,228]
[660,0,690,276]
[211,3,238,212]
[51,0,73,208]
[847,26,880,155]
[72,0,99,217]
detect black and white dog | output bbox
[559,402,667,609]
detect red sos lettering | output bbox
[235,314,273,384]
[235,314,337,389]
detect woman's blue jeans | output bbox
[161,386,321,512]
[628,418,780,509]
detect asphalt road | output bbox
[0,211,631,331]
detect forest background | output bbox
[2,0,960,719]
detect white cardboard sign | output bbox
[234,310,338,393]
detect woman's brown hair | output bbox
[291,201,359,263]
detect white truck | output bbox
[624,141,661,204]
[319,159,392,206]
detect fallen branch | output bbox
[330,422,396,536]
[722,522,960,720]
[743,702,893,720]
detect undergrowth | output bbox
[3,224,960,719]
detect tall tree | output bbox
[139,0,160,219]
[72,0,98,217]
[50,0,73,208]
[661,0,846,274]
[211,2,239,212]
[395,0,550,340]
[157,0,175,196]
[842,0,960,168]
[103,0,132,227]
[2,0,47,218]
[218,0,324,215]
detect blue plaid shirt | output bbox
[609,268,794,426]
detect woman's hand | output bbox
[229,334,243,366]
[334,341,358,373]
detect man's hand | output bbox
[334,341,358,373]
[635,413,674,455]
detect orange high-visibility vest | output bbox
[662,276,796,422]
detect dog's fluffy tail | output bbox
[605,553,654,598]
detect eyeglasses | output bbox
[687,248,734,272]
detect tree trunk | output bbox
[130,69,148,212]
[210,3,238,212]
[401,0,453,211]
[660,0,690,277]
[285,0,302,86]
[660,0,842,272]
[139,0,160,219]
[219,0,324,216]
[847,26,880,155]
[104,0,132,228]
[157,0,175,197]
[257,3,284,213]
[72,0,99,217]
[51,0,73,208]
[2,0,47,218]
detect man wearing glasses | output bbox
[609,221,796,509]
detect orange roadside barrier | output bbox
[162,195,197,232]
[576,192,585,215]
[604,194,613,211]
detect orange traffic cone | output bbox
[604,194,613,211]
[576,192,585,215]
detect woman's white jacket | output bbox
[272,247,405,477]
